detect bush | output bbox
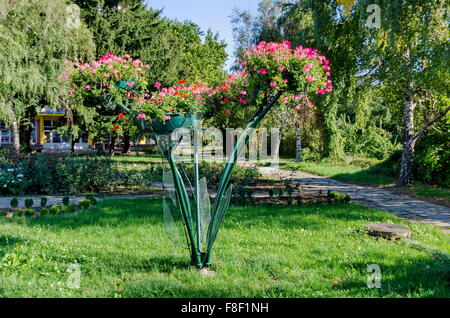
[68,204,77,213]
[327,191,351,204]
[24,199,34,208]
[86,194,97,205]
[49,205,60,215]
[40,197,48,207]
[24,209,35,217]
[63,196,70,206]
[79,200,92,210]
[40,208,49,216]
[10,197,19,208]
[0,153,152,195]
[15,209,24,217]
[59,205,68,214]
[414,131,450,187]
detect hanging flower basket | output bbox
[150,113,193,134]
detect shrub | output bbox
[24,199,34,209]
[414,131,450,187]
[60,205,68,214]
[68,204,77,213]
[49,205,60,215]
[86,194,97,205]
[40,208,49,216]
[40,197,48,207]
[10,197,19,208]
[327,191,351,204]
[63,196,70,206]
[79,200,92,210]
[15,209,24,217]
[24,209,35,217]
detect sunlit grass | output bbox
[0,198,448,298]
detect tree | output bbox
[364,0,450,186]
[70,0,228,152]
[0,0,94,153]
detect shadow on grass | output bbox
[0,235,27,258]
[336,257,450,297]
[1,198,395,234]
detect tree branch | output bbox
[410,105,450,143]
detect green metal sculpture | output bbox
[68,41,332,269]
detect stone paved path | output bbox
[258,166,450,232]
[0,194,158,209]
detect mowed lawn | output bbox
[0,199,449,298]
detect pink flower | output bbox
[303,63,312,73]
[317,88,326,95]
[277,66,285,72]
[165,115,171,121]
[138,113,146,119]
[306,75,314,82]
[85,85,91,89]
[154,82,162,88]
[258,68,267,74]
[90,70,97,74]
[239,97,248,105]
[282,79,288,84]
[145,64,150,69]
[240,90,247,95]
[103,73,110,78]
[270,81,277,88]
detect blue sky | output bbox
[144,0,259,71]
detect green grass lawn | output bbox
[281,161,396,186]
[0,198,448,298]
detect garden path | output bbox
[258,166,450,232]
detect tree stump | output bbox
[365,223,412,240]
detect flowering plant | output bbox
[212,40,332,110]
[66,53,164,119]
[144,81,211,120]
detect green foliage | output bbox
[40,208,49,217]
[24,199,33,209]
[63,197,70,206]
[23,209,35,217]
[9,198,18,209]
[49,206,60,215]
[68,204,78,213]
[79,200,92,210]
[14,209,24,217]
[327,191,351,204]
[0,153,152,195]
[414,132,450,187]
[40,197,48,208]
[0,0,94,151]
[86,195,97,206]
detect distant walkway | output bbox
[258,166,450,232]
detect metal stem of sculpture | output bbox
[113,92,282,268]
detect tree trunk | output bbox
[122,134,131,154]
[398,77,416,186]
[11,118,20,154]
[109,136,116,156]
[71,136,76,154]
[295,117,302,162]
[19,122,32,154]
